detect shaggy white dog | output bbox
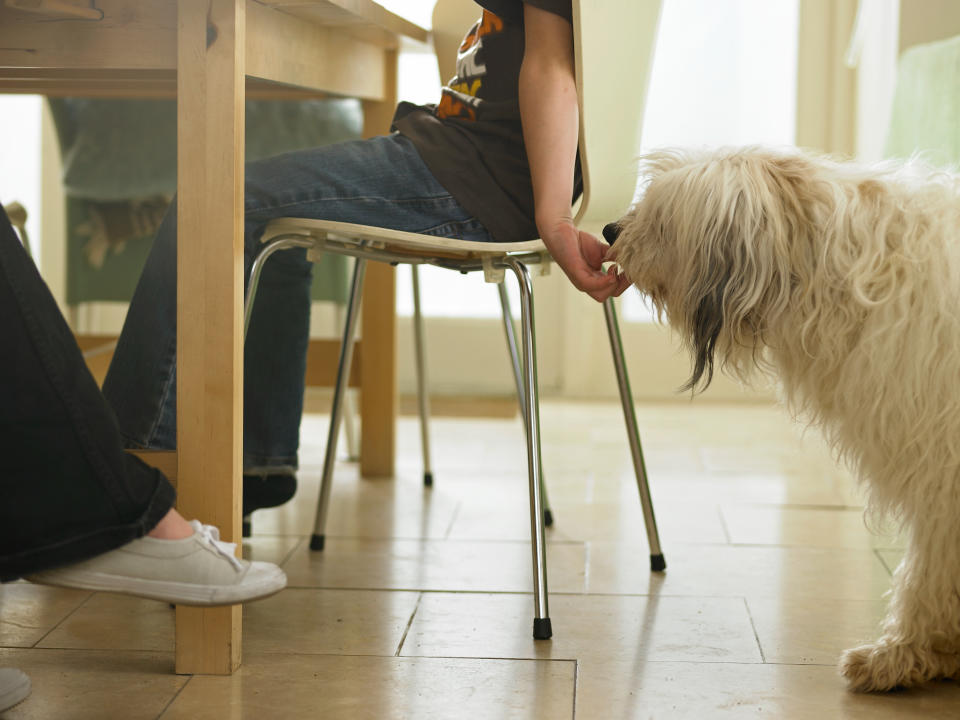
[605,147,960,693]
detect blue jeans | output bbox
[102,133,493,474]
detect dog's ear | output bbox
[676,160,797,393]
[682,273,728,393]
[625,148,815,393]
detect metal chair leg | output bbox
[334,304,361,462]
[503,257,551,640]
[603,298,665,572]
[411,265,434,487]
[244,236,314,335]
[310,257,367,551]
[496,282,553,526]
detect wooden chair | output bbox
[245,0,665,640]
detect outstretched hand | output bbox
[540,220,631,302]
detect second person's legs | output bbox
[103,133,492,475]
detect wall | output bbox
[899,0,960,51]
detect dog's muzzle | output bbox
[602,222,621,245]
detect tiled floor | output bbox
[3,401,960,719]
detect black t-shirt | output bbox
[392,0,578,242]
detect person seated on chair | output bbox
[100,0,633,531]
[0,204,287,714]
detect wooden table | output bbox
[0,0,425,674]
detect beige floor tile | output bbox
[448,498,727,545]
[32,588,420,658]
[537,470,633,504]
[574,659,960,719]
[281,537,587,593]
[0,583,90,648]
[400,592,762,664]
[721,505,907,550]
[37,594,173,652]
[586,542,893,600]
[241,534,304,564]
[648,471,861,507]
[305,414,530,479]
[9,399,941,718]
[243,588,419,655]
[0,648,185,720]
[698,434,847,475]
[745,594,888,665]
[247,468,460,539]
[160,653,575,720]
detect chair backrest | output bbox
[431,0,480,85]
[430,0,663,231]
[572,0,662,229]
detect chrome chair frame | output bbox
[244,233,552,513]
[243,225,665,640]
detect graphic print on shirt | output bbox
[436,10,504,121]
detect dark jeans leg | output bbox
[102,134,493,472]
[0,205,175,582]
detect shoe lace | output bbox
[190,520,244,570]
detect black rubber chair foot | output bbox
[651,553,666,572]
[544,509,554,527]
[533,617,553,640]
[424,472,434,487]
[310,534,326,551]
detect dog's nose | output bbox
[602,222,621,245]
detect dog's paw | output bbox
[840,641,960,692]
[840,643,909,692]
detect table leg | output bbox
[359,262,397,477]
[174,0,245,675]
[359,48,399,478]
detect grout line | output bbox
[155,675,192,719]
[277,535,307,567]
[731,502,866,512]
[7,646,810,667]
[741,596,766,663]
[874,548,897,576]
[389,653,797,667]
[279,586,787,602]
[442,502,462,540]
[303,534,588,547]
[571,659,579,720]
[31,589,96,648]
[717,505,733,544]
[394,592,423,657]
[582,542,592,594]
[395,652,581,664]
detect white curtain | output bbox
[624,0,800,321]
[0,96,44,262]
[846,0,900,161]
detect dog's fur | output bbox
[609,147,960,692]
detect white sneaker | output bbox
[27,521,286,606]
[0,668,30,713]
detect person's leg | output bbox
[240,133,493,471]
[0,207,286,604]
[103,134,492,475]
[0,205,174,580]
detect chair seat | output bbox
[263,217,547,259]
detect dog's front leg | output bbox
[840,517,960,692]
